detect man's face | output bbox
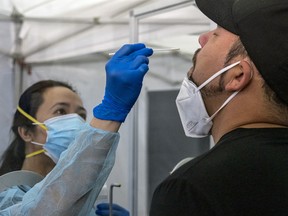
[188,26,239,89]
[187,26,239,115]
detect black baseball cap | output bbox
[195,0,288,105]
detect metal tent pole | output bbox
[129,1,196,215]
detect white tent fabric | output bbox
[0,19,14,161]
[0,0,209,62]
[0,0,211,215]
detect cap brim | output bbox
[195,0,238,35]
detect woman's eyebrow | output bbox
[49,102,70,110]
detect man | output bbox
[150,0,288,215]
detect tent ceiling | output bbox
[0,0,210,63]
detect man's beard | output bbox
[191,48,225,99]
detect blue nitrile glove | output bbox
[95,203,130,216]
[93,43,153,122]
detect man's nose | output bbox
[198,32,210,48]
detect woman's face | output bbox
[31,86,86,145]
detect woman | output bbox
[0,43,153,215]
[0,80,127,216]
[0,80,86,176]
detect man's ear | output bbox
[18,126,32,142]
[225,60,253,91]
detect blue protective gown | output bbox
[0,122,119,216]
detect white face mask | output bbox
[176,61,240,138]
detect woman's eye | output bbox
[80,115,86,121]
[55,109,67,115]
[79,113,87,121]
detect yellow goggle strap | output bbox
[17,106,47,130]
[25,149,46,158]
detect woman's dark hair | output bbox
[0,80,76,176]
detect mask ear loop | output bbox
[17,106,47,130]
[26,141,47,158]
[194,61,241,122]
[196,61,241,91]
[207,60,253,121]
[206,91,239,122]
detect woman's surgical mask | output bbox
[176,61,240,138]
[17,106,85,163]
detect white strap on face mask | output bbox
[197,61,241,91]
[208,90,239,121]
[31,141,45,146]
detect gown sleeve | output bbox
[0,122,119,216]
